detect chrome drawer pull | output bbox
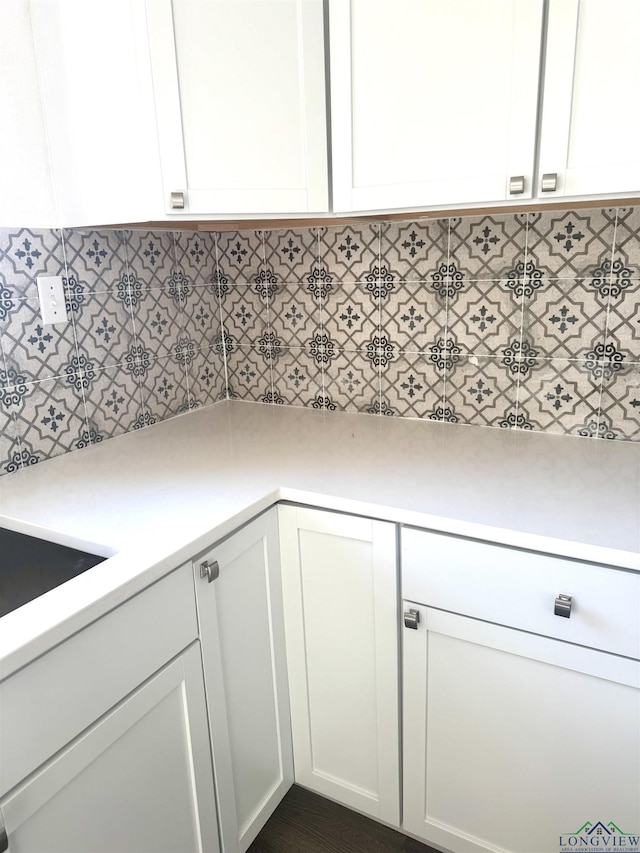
[200,560,220,583]
[404,609,420,629]
[554,594,572,618]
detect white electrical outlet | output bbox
[37,276,68,325]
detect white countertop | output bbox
[1,401,639,677]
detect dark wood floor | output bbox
[247,785,439,853]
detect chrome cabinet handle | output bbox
[404,608,420,629]
[540,173,558,192]
[554,594,572,618]
[170,191,186,209]
[508,175,525,195]
[199,560,220,583]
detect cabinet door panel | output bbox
[539,0,640,198]
[330,0,543,212]
[1,646,219,853]
[195,510,293,853]
[403,606,640,853]
[279,506,399,826]
[147,0,328,215]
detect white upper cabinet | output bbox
[146,0,329,217]
[329,0,545,213]
[28,0,163,226]
[538,0,640,199]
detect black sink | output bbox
[0,527,107,618]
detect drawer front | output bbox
[402,527,640,659]
[0,563,198,797]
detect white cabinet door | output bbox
[28,0,163,226]
[279,506,399,826]
[0,644,219,853]
[538,0,640,200]
[194,510,293,853]
[146,0,328,217]
[329,0,544,213]
[402,605,640,853]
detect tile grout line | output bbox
[172,230,192,409]
[212,231,231,401]
[441,216,453,422]
[512,213,530,428]
[595,207,620,438]
[121,229,148,428]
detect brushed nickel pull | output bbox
[200,560,220,583]
[554,594,572,618]
[0,804,8,853]
[509,175,525,195]
[404,608,420,629]
[170,191,186,210]
[540,173,558,192]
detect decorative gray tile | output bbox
[0,227,66,297]
[611,207,640,279]
[264,228,320,281]
[380,354,444,418]
[63,229,128,293]
[0,297,79,383]
[516,358,602,437]
[83,363,144,441]
[0,408,18,475]
[125,230,177,288]
[220,285,269,346]
[380,282,445,354]
[225,345,272,403]
[603,279,640,363]
[185,346,226,408]
[0,271,18,324]
[71,290,136,369]
[322,284,379,351]
[499,334,540,382]
[131,287,185,359]
[428,334,463,377]
[580,341,631,388]
[175,231,217,285]
[0,358,34,413]
[3,434,43,474]
[12,376,88,462]
[521,279,606,360]
[446,280,522,357]
[139,354,188,423]
[323,350,380,414]
[318,224,380,282]
[449,213,526,280]
[270,347,323,407]
[598,364,640,440]
[380,219,448,281]
[182,285,222,350]
[525,209,616,280]
[216,230,265,282]
[444,356,518,429]
[268,283,322,347]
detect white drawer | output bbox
[402,527,640,660]
[0,562,198,797]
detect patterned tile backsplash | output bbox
[2,207,640,474]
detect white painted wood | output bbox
[146,0,328,216]
[539,0,640,198]
[402,527,640,659]
[194,510,293,853]
[0,563,198,797]
[278,505,400,825]
[0,645,219,853]
[329,0,544,212]
[28,0,163,225]
[0,0,58,226]
[403,605,640,853]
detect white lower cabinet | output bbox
[193,510,294,853]
[401,528,640,853]
[278,505,400,826]
[0,643,219,853]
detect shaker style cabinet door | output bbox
[538,0,640,199]
[0,646,220,853]
[329,0,544,213]
[402,606,640,853]
[193,510,294,853]
[146,0,329,216]
[278,506,400,826]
